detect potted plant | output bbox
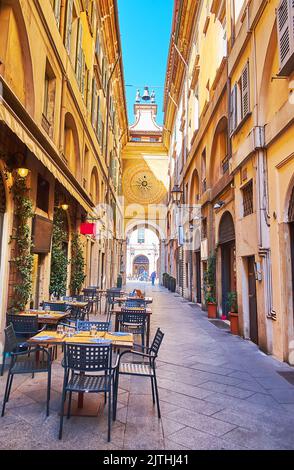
[205,292,217,318]
[227,291,238,335]
[204,253,217,318]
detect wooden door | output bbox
[248,256,258,344]
[195,251,201,303]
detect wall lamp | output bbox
[213,201,225,210]
[171,184,183,205]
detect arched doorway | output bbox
[219,211,236,317]
[133,255,150,279]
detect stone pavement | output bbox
[1,282,294,450]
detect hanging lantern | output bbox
[80,222,96,235]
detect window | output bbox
[42,61,56,136]
[65,0,73,54]
[242,180,253,217]
[233,0,246,24]
[51,0,61,28]
[65,0,78,67]
[138,228,145,244]
[202,218,207,239]
[230,62,250,134]
[75,20,84,92]
[36,175,50,213]
[277,0,294,75]
[201,149,207,192]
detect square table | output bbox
[28,330,134,416]
[16,310,69,325]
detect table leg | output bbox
[115,313,119,332]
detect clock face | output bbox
[123,165,166,204]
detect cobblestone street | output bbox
[1,282,294,450]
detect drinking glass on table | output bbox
[44,305,50,312]
[57,324,64,336]
[90,325,97,337]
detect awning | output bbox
[0,101,94,215]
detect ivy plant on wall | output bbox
[9,173,34,311]
[70,232,86,295]
[49,208,69,298]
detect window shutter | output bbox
[81,53,86,96]
[54,0,61,29]
[241,62,250,119]
[229,84,237,134]
[91,78,97,128]
[76,20,83,87]
[277,0,294,73]
[65,0,73,54]
[91,1,97,32]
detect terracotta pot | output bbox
[229,312,239,335]
[207,302,217,319]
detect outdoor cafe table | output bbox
[46,300,88,308]
[28,330,134,416]
[17,310,69,326]
[115,296,153,305]
[112,306,152,347]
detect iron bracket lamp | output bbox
[171,184,183,205]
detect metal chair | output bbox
[1,324,52,417]
[125,299,147,308]
[76,320,110,332]
[118,308,147,350]
[58,342,118,442]
[1,314,45,376]
[105,289,123,321]
[114,328,164,420]
[43,302,69,312]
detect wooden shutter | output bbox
[277,0,294,74]
[86,70,91,111]
[76,20,83,87]
[54,0,61,29]
[81,52,85,96]
[229,84,237,135]
[219,212,235,244]
[65,0,73,54]
[91,78,97,128]
[241,62,250,119]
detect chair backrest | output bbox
[76,320,110,332]
[150,328,164,356]
[125,299,146,308]
[4,324,18,352]
[67,306,85,322]
[63,343,112,372]
[82,289,95,299]
[120,309,146,325]
[43,302,67,312]
[6,313,39,335]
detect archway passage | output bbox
[126,227,160,282]
[219,211,236,317]
[133,255,150,279]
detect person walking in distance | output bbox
[151,271,156,286]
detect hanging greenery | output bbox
[49,208,69,298]
[203,252,216,303]
[9,173,34,311]
[70,232,86,295]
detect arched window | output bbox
[90,167,99,205]
[64,113,80,177]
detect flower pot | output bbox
[229,312,239,335]
[207,302,217,319]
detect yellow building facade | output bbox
[0,0,128,355]
[164,0,294,364]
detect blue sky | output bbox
[117,0,174,125]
